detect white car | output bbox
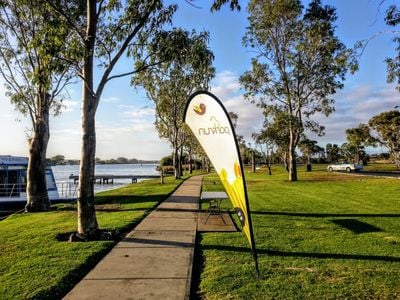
[327,163,363,173]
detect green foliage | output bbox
[240,0,356,180]
[384,4,400,90]
[298,137,322,164]
[160,155,173,166]
[325,143,340,163]
[198,167,400,299]
[0,0,78,122]
[368,110,400,166]
[132,27,214,178]
[0,177,183,299]
[210,0,241,11]
[345,123,376,163]
[47,155,66,165]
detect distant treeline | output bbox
[47,155,158,166]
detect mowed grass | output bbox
[198,165,400,299]
[0,176,184,299]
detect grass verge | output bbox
[197,165,400,299]
[0,176,185,299]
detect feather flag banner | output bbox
[184,90,258,270]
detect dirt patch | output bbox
[301,174,366,182]
[286,266,317,273]
[55,229,122,242]
[95,203,123,211]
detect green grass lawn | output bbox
[197,165,400,299]
[363,163,400,172]
[0,176,184,299]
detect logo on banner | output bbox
[197,115,231,136]
[193,103,206,115]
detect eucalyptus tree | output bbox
[256,111,291,172]
[298,137,319,171]
[46,0,180,239]
[132,29,215,179]
[253,132,275,175]
[384,4,400,91]
[325,143,340,163]
[0,0,77,211]
[345,124,376,164]
[368,110,400,167]
[340,142,368,164]
[181,124,202,174]
[240,0,356,181]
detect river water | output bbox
[51,163,159,195]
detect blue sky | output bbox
[0,0,399,160]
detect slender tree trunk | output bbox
[188,151,193,174]
[76,0,99,238]
[266,149,272,175]
[283,152,289,172]
[173,144,180,179]
[288,135,298,181]
[25,104,51,212]
[179,146,184,177]
[306,155,312,172]
[77,104,98,237]
[251,150,256,173]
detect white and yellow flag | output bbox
[184,90,258,261]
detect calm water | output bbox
[52,163,159,194]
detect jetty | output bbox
[69,174,162,184]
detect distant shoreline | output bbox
[48,161,159,166]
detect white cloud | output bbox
[312,85,399,146]
[211,70,242,99]
[209,71,400,150]
[61,100,79,113]
[122,107,155,118]
[103,96,120,103]
[210,71,264,143]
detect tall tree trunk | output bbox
[25,105,51,212]
[283,152,289,172]
[288,135,298,181]
[178,146,183,177]
[76,0,99,238]
[251,150,256,173]
[173,144,180,179]
[77,105,98,237]
[188,151,193,174]
[306,155,312,172]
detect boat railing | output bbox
[0,183,26,197]
[56,181,78,199]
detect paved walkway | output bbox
[64,176,202,300]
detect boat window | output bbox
[0,170,20,197]
[46,170,57,190]
[0,170,6,196]
[20,170,27,192]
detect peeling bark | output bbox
[25,107,51,212]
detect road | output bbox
[351,171,400,179]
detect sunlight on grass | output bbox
[0,176,184,299]
[197,165,400,299]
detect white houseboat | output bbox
[0,155,59,203]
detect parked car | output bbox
[327,163,363,173]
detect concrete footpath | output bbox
[64,175,202,300]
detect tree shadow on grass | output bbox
[200,244,400,263]
[56,206,150,213]
[252,211,400,218]
[331,219,383,234]
[35,244,115,300]
[95,194,166,205]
